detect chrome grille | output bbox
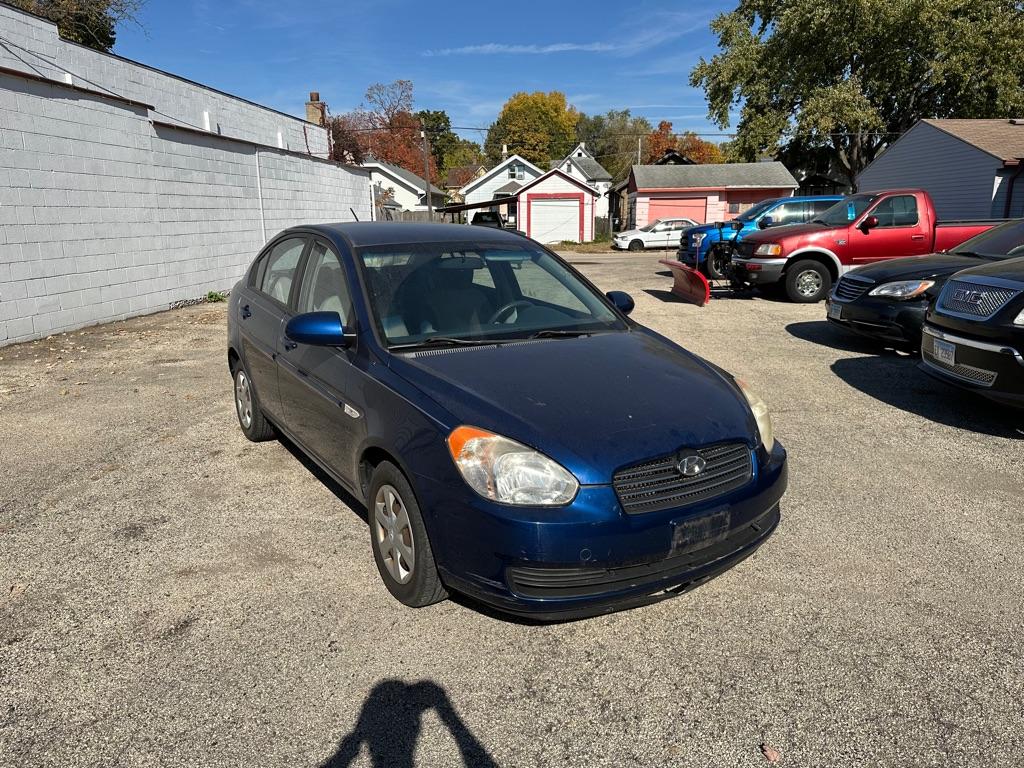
[832,274,875,302]
[921,335,997,386]
[613,443,753,515]
[938,280,1019,319]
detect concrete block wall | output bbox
[0,11,372,346]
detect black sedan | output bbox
[920,256,1024,407]
[825,220,1024,350]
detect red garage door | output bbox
[648,198,707,224]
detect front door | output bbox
[847,194,931,264]
[238,236,308,419]
[277,239,362,484]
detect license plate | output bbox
[671,509,731,555]
[933,338,956,366]
[827,302,843,320]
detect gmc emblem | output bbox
[951,288,985,305]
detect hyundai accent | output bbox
[227,223,787,619]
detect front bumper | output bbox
[732,257,786,286]
[919,325,1024,407]
[825,295,927,349]
[415,441,787,620]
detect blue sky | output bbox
[114,0,735,144]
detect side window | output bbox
[871,195,919,227]
[771,202,806,225]
[812,200,837,216]
[259,238,306,305]
[296,241,353,325]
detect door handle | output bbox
[910,234,925,241]
[240,304,252,319]
[283,340,298,351]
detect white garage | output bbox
[518,169,599,244]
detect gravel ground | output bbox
[1,252,1022,767]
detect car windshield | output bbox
[735,200,777,222]
[356,241,627,348]
[814,194,879,226]
[951,219,1024,260]
[639,219,668,232]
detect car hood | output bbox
[615,229,644,239]
[845,253,987,283]
[742,221,829,244]
[387,330,758,485]
[947,254,1024,284]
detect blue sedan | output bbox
[227,223,787,619]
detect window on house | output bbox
[508,164,524,180]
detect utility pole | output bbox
[637,136,642,165]
[420,129,433,219]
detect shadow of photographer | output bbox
[321,679,499,768]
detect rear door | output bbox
[277,238,362,483]
[237,236,308,419]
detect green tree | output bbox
[691,0,1024,187]
[442,138,485,173]
[485,91,579,167]
[416,109,458,173]
[9,0,143,52]
[575,109,652,181]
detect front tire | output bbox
[627,239,644,252]
[368,461,447,608]
[785,260,832,303]
[232,362,275,442]
[706,245,729,280]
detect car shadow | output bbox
[277,435,369,523]
[320,679,499,768]
[830,356,1023,439]
[786,320,903,355]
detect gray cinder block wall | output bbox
[0,5,372,346]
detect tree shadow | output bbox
[320,680,499,768]
[786,320,902,355]
[830,356,1023,439]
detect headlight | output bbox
[447,426,579,505]
[868,279,935,300]
[754,243,782,256]
[1014,308,1024,326]
[735,379,775,452]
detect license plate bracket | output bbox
[671,509,731,555]
[827,302,843,320]
[933,338,956,366]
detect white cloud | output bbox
[426,42,616,56]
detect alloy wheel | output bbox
[373,484,416,584]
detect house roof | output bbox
[364,158,444,195]
[921,119,1024,164]
[569,155,612,182]
[445,164,485,188]
[494,180,522,195]
[653,148,695,165]
[460,154,543,195]
[631,161,797,190]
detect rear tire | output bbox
[232,361,275,442]
[368,461,447,608]
[706,245,729,280]
[785,260,832,303]
[627,239,644,252]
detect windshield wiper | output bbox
[529,329,593,339]
[389,336,507,351]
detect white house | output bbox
[552,143,613,220]
[856,119,1024,219]
[459,154,543,227]
[363,159,445,212]
[514,169,600,244]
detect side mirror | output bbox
[285,311,350,347]
[730,220,744,231]
[607,290,635,315]
[860,215,879,232]
[758,216,774,229]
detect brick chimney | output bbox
[501,143,508,161]
[305,91,326,126]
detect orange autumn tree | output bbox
[643,121,725,164]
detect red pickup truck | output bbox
[732,189,1002,302]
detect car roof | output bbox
[283,221,528,249]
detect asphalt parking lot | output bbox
[2,251,1022,767]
